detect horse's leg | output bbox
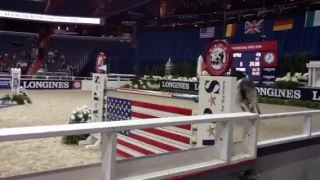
[245,103,253,113]
[239,102,247,112]
[255,103,261,114]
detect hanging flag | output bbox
[305,11,320,27]
[273,19,293,31]
[245,19,263,34]
[200,27,215,38]
[225,23,237,37]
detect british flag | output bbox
[107,97,195,158]
[245,19,263,34]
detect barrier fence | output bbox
[0,73,135,81]
[1,110,320,180]
[0,73,135,90]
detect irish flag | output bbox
[305,11,320,27]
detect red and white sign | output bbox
[205,40,233,76]
[72,80,82,90]
[261,51,278,67]
[95,52,106,73]
[231,41,278,52]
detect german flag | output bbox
[273,19,293,31]
[225,23,237,37]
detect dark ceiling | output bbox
[155,0,320,27]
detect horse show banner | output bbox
[0,80,83,90]
[21,80,73,89]
[160,80,199,91]
[160,80,320,101]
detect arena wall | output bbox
[254,136,320,180]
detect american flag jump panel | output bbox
[106,97,194,158]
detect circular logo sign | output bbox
[205,40,233,76]
[95,52,106,73]
[264,52,275,64]
[74,82,81,88]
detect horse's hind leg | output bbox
[240,105,246,112]
[240,102,249,112]
[245,103,253,113]
[255,103,261,114]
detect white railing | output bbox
[0,112,259,180]
[1,110,320,179]
[257,110,320,148]
[0,73,135,81]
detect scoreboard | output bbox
[228,41,279,85]
[232,52,262,82]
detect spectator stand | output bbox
[0,31,37,73]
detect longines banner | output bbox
[160,80,199,91]
[159,80,320,101]
[20,80,72,89]
[254,86,320,101]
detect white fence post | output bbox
[214,120,234,163]
[10,68,21,99]
[101,132,117,180]
[242,118,259,157]
[303,115,312,136]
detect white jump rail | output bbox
[257,110,320,148]
[2,110,320,180]
[0,112,259,180]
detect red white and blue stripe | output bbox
[107,97,195,158]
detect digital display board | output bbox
[231,52,262,82]
[223,41,279,85]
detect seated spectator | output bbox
[68,64,76,75]
[60,54,65,61]
[54,49,59,56]
[48,49,54,63]
[16,60,22,68]
[2,63,8,72]
[12,53,16,61]
[16,60,28,74]
[37,67,44,73]
[16,62,22,69]
[31,48,36,62]
[4,54,9,61]
[38,63,47,73]
[60,59,68,70]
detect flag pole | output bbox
[223,0,227,39]
[261,0,265,37]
